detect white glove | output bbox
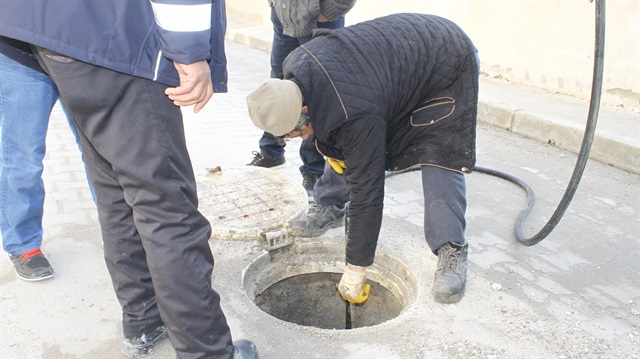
[337,266,370,304]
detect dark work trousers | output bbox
[422,166,467,253]
[32,47,234,359]
[313,161,348,207]
[258,8,345,176]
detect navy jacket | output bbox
[284,13,479,266]
[0,0,228,91]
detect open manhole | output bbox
[243,242,417,329]
[198,166,308,248]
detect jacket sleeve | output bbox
[319,0,357,22]
[149,0,213,64]
[337,116,387,267]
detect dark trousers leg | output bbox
[33,48,233,359]
[257,8,303,161]
[422,166,467,253]
[298,134,324,175]
[314,161,349,206]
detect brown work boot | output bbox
[431,241,468,304]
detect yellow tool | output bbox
[338,283,370,304]
[327,157,346,174]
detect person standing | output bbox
[248,0,356,199]
[0,36,93,282]
[249,0,356,239]
[1,1,258,357]
[247,13,479,305]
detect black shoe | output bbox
[8,248,54,282]
[122,325,168,358]
[289,203,347,237]
[301,172,320,199]
[233,339,259,359]
[432,241,468,304]
[247,151,285,169]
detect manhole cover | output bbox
[243,242,417,330]
[198,166,308,245]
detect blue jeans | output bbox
[259,8,345,175]
[0,41,87,255]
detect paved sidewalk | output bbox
[1,40,639,359]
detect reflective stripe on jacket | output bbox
[0,0,227,90]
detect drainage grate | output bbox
[198,166,308,244]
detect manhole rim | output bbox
[241,242,418,323]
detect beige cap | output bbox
[246,78,303,136]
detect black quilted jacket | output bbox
[283,13,479,266]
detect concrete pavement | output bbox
[1,36,639,359]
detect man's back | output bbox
[285,13,477,126]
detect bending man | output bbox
[247,13,479,304]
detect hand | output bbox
[317,13,329,22]
[165,60,213,113]
[337,265,370,304]
[327,157,346,174]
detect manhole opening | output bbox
[243,243,417,330]
[254,272,403,329]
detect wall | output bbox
[226,0,640,111]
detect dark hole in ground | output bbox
[254,272,403,329]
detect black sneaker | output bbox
[247,151,285,169]
[289,203,347,237]
[432,241,468,304]
[301,172,320,199]
[122,325,168,358]
[233,339,259,359]
[8,248,54,282]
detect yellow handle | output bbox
[339,283,370,304]
[327,157,346,174]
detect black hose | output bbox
[386,0,606,246]
[483,0,606,246]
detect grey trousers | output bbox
[33,47,234,359]
[316,162,466,253]
[421,166,467,253]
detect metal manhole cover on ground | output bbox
[198,166,308,245]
